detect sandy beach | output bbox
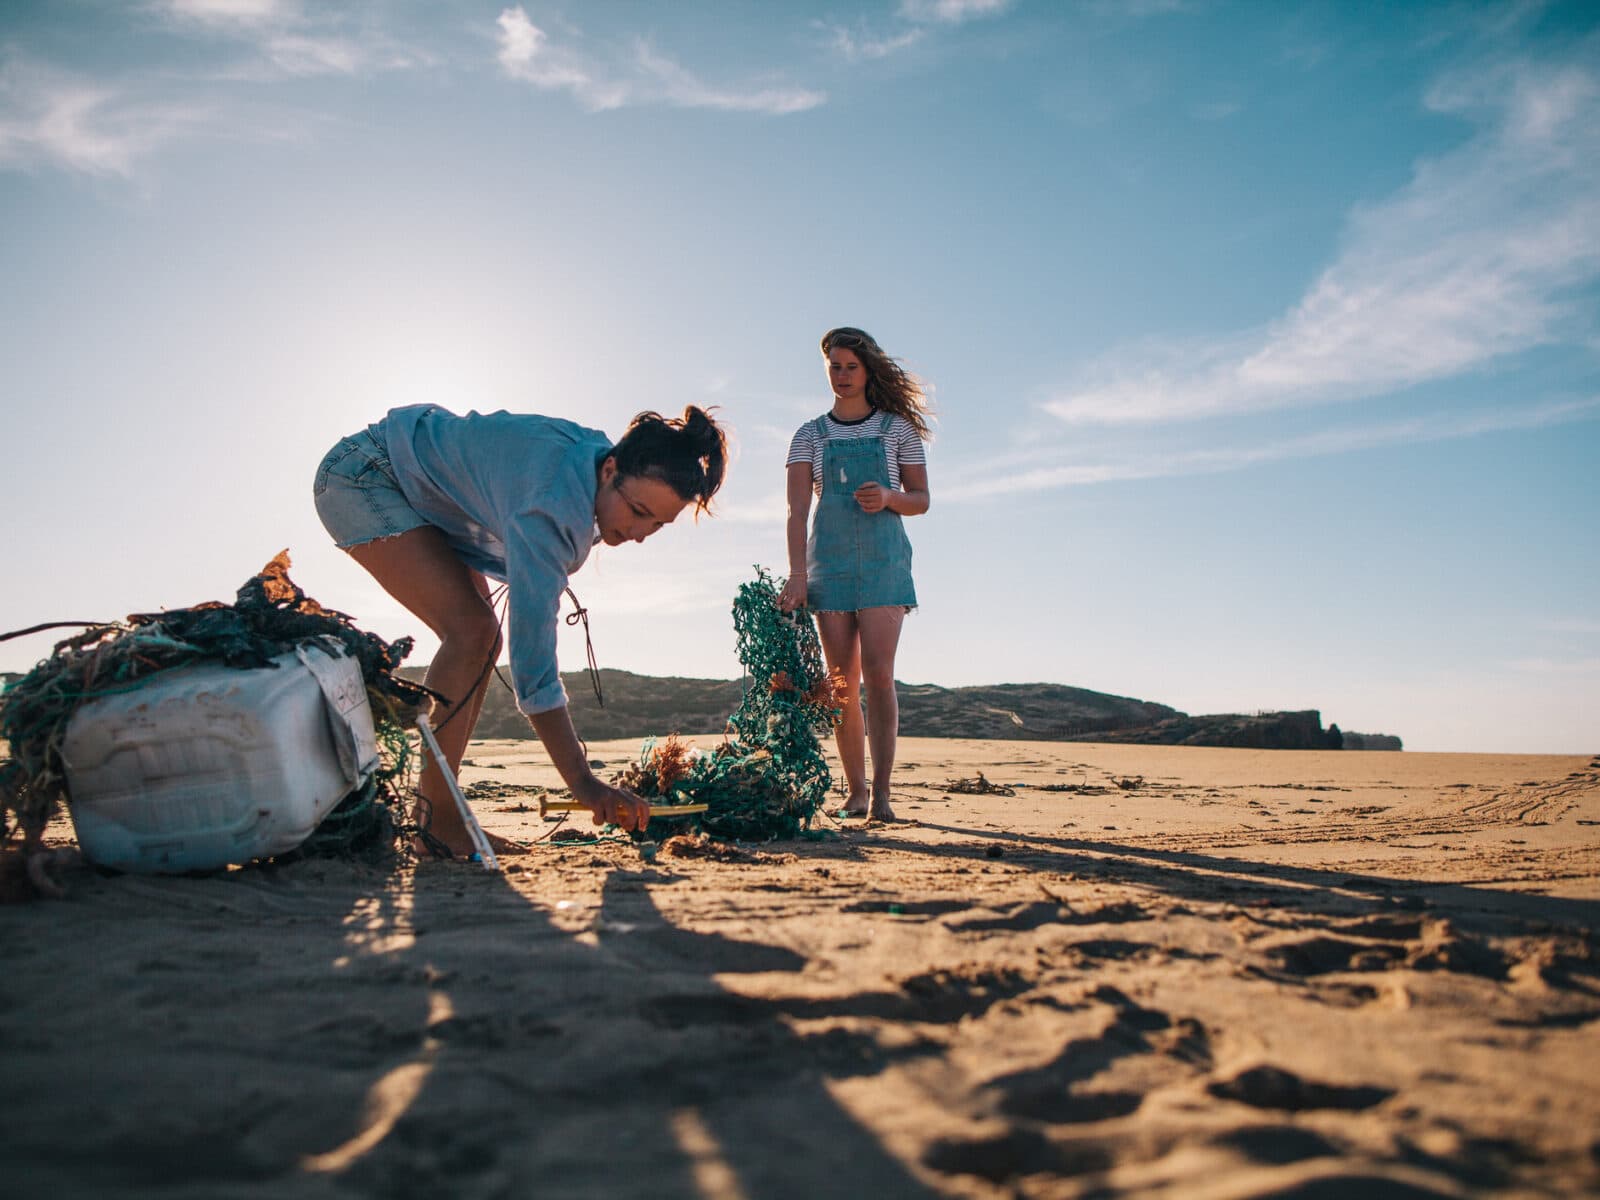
[3,736,1597,1198]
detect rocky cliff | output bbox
[395,668,1400,750]
[1,663,1401,751]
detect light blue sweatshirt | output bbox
[375,404,611,715]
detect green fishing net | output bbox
[614,567,842,842]
[0,552,429,855]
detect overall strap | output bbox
[877,411,895,434]
[813,415,831,440]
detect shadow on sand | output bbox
[853,820,1600,935]
[1,852,943,1198]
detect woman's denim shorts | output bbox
[313,426,430,549]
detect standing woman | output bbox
[777,327,932,821]
[314,402,727,856]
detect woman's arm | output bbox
[527,705,649,831]
[777,461,814,612]
[854,463,930,517]
[888,462,929,516]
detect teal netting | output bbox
[615,567,842,841]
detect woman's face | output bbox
[594,457,689,545]
[827,347,868,405]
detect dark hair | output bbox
[821,326,933,441]
[611,405,728,516]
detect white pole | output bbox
[414,713,499,871]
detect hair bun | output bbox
[612,405,728,515]
[680,405,717,449]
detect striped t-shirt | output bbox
[785,411,927,496]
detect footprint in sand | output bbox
[895,964,1032,1022]
[1069,938,1161,963]
[1206,1064,1392,1112]
[947,899,1151,933]
[981,986,1206,1124]
[921,1128,1111,1183]
[1265,935,1408,976]
[1207,1124,1344,1166]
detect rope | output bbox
[564,586,605,708]
[0,621,108,643]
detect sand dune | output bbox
[3,738,1597,1197]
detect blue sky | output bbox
[1,0,1595,753]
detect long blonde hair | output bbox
[821,327,933,441]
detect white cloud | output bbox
[818,0,1008,62]
[0,57,204,176]
[162,0,293,25]
[494,6,601,99]
[1085,0,1192,17]
[263,34,361,76]
[1046,55,1600,426]
[898,0,1011,23]
[495,7,822,115]
[633,44,823,115]
[817,22,926,63]
[945,396,1600,501]
[155,0,410,79]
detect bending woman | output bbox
[314,403,727,855]
[777,327,932,821]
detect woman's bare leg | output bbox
[858,606,906,820]
[815,611,868,814]
[346,526,509,857]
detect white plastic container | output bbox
[60,643,380,872]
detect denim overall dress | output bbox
[806,412,918,613]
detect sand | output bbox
[3,736,1597,1198]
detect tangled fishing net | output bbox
[614,567,844,842]
[0,552,429,859]
[2,557,843,876]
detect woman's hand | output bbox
[777,575,808,613]
[526,706,648,831]
[853,482,893,513]
[572,776,650,832]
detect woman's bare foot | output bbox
[412,828,529,862]
[867,788,896,822]
[483,830,531,856]
[836,790,870,818]
[412,796,529,861]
